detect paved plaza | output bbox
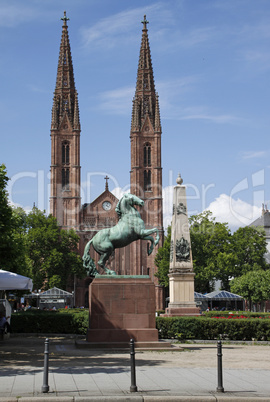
[0,335,270,401]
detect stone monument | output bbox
[164,174,200,316]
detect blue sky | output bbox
[1,0,270,231]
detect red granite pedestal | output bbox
[86,275,159,347]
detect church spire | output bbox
[51,11,80,130]
[129,16,164,308]
[131,15,160,131]
[50,12,81,230]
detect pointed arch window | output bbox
[144,170,151,191]
[144,142,151,167]
[62,168,70,190]
[62,141,70,164]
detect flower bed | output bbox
[211,314,270,319]
[203,311,270,318]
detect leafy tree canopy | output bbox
[0,165,28,273]
[189,211,232,293]
[155,211,268,294]
[230,269,270,307]
[155,226,171,290]
[25,207,85,290]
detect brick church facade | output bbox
[50,13,164,309]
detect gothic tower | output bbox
[50,12,81,230]
[130,16,164,303]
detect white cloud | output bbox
[97,86,134,115]
[162,185,174,229]
[176,27,217,48]
[162,187,262,232]
[241,150,266,160]
[0,5,41,27]
[207,194,261,231]
[111,186,130,200]
[243,50,270,72]
[156,78,240,124]
[80,3,169,50]
[180,111,239,124]
[162,105,240,124]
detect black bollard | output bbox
[130,339,137,392]
[41,338,50,393]
[216,340,224,393]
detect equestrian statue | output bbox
[82,193,160,276]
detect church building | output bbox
[50,12,164,309]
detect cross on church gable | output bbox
[104,175,109,191]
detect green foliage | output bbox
[156,316,270,341]
[11,310,270,341]
[231,226,268,274]
[189,211,232,293]
[0,165,26,273]
[11,309,89,335]
[230,269,270,307]
[155,226,171,289]
[25,207,86,290]
[1,164,85,292]
[9,207,32,276]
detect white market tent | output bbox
[0,270,33,291]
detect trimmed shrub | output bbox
[11,310,270,340]
[156,316,270,341]
[11,309,89,335]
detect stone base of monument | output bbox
[85,275,169,348]
[163,304,200,317]
[162,272,200,317]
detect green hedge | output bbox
[156,316,270,341]
[11,309,89,335]
[11,310,270,341]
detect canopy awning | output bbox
[0,270,33,291]
[205,290,243,301]
[194,291,208,300]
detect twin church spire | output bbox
[50,12,163,237]
[51,11,80,131]
[131,15,161,131]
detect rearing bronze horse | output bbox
[82,193,160,276]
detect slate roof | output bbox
[249,211,270,228]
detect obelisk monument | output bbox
[164,174,200,316]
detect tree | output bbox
[25,207,85,290]
[155,226,171,291]
[0,165,29,273]
[9,207,32,276]
[0,164,14,269]
[189,211,232,293]
[230,226,268,277]
[230,269,270,309]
